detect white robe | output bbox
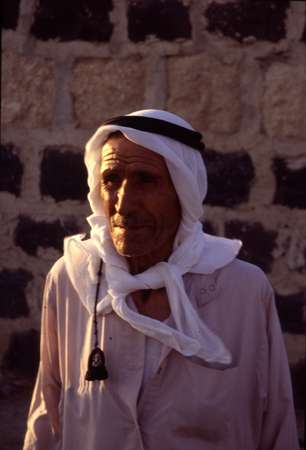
[23,255,299,450]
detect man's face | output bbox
[100,134,181,259]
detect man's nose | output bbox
[115,180,137,214]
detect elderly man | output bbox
[24,109,299,450]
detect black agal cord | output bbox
[85,259,108,381]
[102,115,205,152]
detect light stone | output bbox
[71,58,145,128]
[2,51,55,127]
[166,54,241,133]
[263,63,306,139]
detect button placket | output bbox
[194,271,219,308]
[209,283,216,292]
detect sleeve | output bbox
[23,270,62,450]
[259,281,300,450]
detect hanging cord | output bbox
[85,259,108,381]
[93,259,103,348]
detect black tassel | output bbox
[85,347,108,381]
[85,259,108,382]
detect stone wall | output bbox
[1,0,305,445]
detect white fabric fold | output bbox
[64,109,242,366]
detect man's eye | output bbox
[102,173,120,187]
[138,173,156,184]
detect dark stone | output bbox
[0,269,32,319]
[30,0,113,42]
[302,12,306,43]
[14,215,80,255]
[1,0,21,30]
[204,149,255,207]
[225,220,277,272]
[40,146,88,202]
[290,360,305,411]
[202,220,217,236]
[273,158,306,209]
[128,0,191,42]
[3,329,39,378]
[275,291,305,335]
[0,143,23,196]
[205,1,289,43]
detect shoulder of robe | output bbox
[47,255,68,284]
[189,258,271,290]
[47,233,98,283]
[219,258,274,306]
[42,234,106,314]
[188,258,274,310]
[221,257,269,282]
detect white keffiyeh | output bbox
[64,109,242,365]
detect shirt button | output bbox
[209,284,216,292]
[200,288,207,294]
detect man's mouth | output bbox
[114,224,147,230]
[112,216,152,230]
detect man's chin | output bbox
[113,242,151,258]
[111,229,153,257]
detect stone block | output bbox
[284,333,305,367]
[273,157,306,209]
[2,51,55,127]
[263,63,306,139]
[0,269,31,319]
[1,0,20,30]
[127,0,191,42]
[283,229,306,274]
[40,146,88,201]
[205,0,289,43]
[71,58,145,128]
[30,0,113,42]
[202,220,217,236]
[225,220,277,273]
[0,143,23,196]
[167,54,241,133]
[14,216,80,255]
[204,149,254,207]
[3,329,39,378]
[302,12,306,42]
[290,360,305,411]
[275,291,305,334]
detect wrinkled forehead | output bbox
[100,132,170,174]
